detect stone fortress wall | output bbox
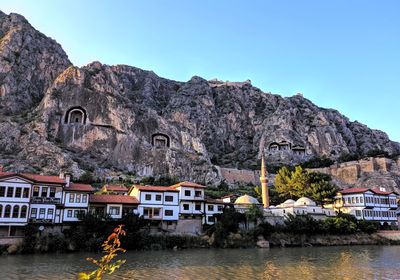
[309,157,400,192]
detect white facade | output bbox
[62,191,90,222]
[269,197,336,220]
[129,187,180,221]
[332,188,398,225]
[0,177,31,228]
[204,200,225,224]
[30,184,64,224]
[172,183,206,217]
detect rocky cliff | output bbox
[0,11,399,185]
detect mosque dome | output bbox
[234,194,260,205]
[294,197,316,207]
[277,199,295,208]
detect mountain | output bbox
[0,11,399,186]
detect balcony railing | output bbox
[29,218,53,224]
[30,197,61,204]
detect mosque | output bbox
[232,155,336,221]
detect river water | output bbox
[0,246,399,279]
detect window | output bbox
[33,186,39,197]
[49,188,56,198]
[156,195,162,201]
[218,206,223,212]
[143,208,149,216]
[351,197,355,204]
[195,204,201,211]
[6,187,13,197]
[76,194,81,203]
[165,210,173,216]
[39,208,45,218]
[109,207,120,216]
[23,188,29,198]
[184,190,191,197]
[69,194,75,203]
[0,186,5,197]
[4,205,11,217]
[355,210,361,217]
[356,197,359,203]
[0,205,2,217]
[145,194,151,200]
[154,208,160,216]
[195,190,202,197]
[73,210,79,218]
[183,204,189,210]
[31,208,37,218]
[15,187,22,198]
[165,195,174,202]
[41,187,48,197]
[12,205,19,218]
[20,206,27,218]
[208,216,215,223]
[47,209,54,219]
[360,197,364,204]
[208,205,214,211]
[67,210,73,217]
[82,194,87,203]
[347,197,351,204]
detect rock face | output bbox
[310,157,400,193]
[0,11,399,185]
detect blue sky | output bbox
[1,1,399,142]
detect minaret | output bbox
[260,154,269,208]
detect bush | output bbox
[357,220,379,234]
[283,214,322,234]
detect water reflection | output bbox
[0,246,399,279]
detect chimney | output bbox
[380,187,386,192]
[59,172,65,179]
[65,174,71,188]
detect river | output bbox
[0,246,399,279]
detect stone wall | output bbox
[310,157,400,192]
[219,167,259,185]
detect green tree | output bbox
[274,166,338,203]
[245,204,264,229]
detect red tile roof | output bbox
[170,181,207,189]
[371,188,397,195]
[133,185,179,192]
[0,172,66,184]
[90,194,139,204]
[339,188,370,194]
[68,183,95,192]
[103,185,128,192]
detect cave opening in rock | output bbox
[152,133,170,148]
[64,107,87,124]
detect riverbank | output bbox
[1,231,400,255]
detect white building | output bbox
[89,194,139,220]
[330,187,398,226]
[234,194,261,213]
[0,172,31,238]
[62,183,94,222]
[204,198,227,225]
[269,197,336,220]
[129,185,180,229]
[170,181,206,220]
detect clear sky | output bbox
[1,0,399,142]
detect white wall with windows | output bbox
[29,205,56,223]
[64,192,89,207]
[63,208,87,222]
[106,204,123,219]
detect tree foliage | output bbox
[274,166,339,203]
